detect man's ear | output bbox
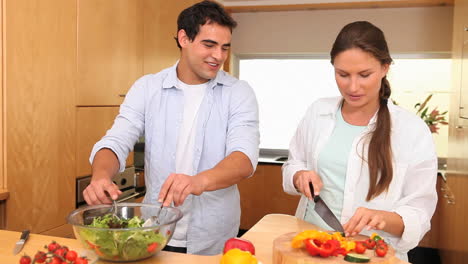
[177,29,190,48]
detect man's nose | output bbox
[212,47,224,61]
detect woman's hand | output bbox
[344,207,404,237]
[293,170,323,200]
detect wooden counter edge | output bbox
[0,189,9,201]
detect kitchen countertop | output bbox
[0,214,409,264]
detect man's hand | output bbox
[293,170,323,200]
[158,173,207,207]
[83,176,122,205]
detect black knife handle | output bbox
[20,230,30,241]
[308,182,319,203]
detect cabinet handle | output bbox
[465,26,468,31]
[119,94,126,97]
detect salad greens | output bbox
[79,214,167,261]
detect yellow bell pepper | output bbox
[220,248,258,264]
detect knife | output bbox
[309,182,345,233]
[12,230,30,255]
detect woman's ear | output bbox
[382,63,390,77]
[177,29,189,48]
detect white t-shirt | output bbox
[168,79,207,247]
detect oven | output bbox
[76,167,141,208]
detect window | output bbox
[236,54,451,157]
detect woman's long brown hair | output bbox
[330,21,393,201]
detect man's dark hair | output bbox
[175,0,237,49]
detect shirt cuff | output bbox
[393,206,426,252]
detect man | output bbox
[82,0,259,256]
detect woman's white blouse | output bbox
[282,97,438,261]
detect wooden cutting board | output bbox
[273,232,400,264]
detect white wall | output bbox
[232,6,453,54]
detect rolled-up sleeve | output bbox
[282,107,312,196]
[225,80,260,172]
[391,130,438,252]
[89,76,148,172]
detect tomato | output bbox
[354,241,367,254]
[75,257,89,264]
[48,257,62,264]
[223,237,255,255]
[54,248,67,258]
[47,241,61,252]
[19,255,31,264]
[375,244,388,257]
[363,238,376,249]
[147,242,159,253]
[33,251,47,263]
[65,250,78,262]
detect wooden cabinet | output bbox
[452,0,468,125]
[143,0,199,74]
[76,107,134,177]
[238,164,300,230]
[438,173,468,263]
[77,0,144,106]
[4,0,77,233]
[440,0,468,262]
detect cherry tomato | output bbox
[375,244,388,257]
[75,257,89,264]
[19,255,31,264]
[147,242,159,253]
[54,248,67,258]
[354,241,367,254]
[65,250,78,262]
[33,251,47,263]
[48,257,62,264]
[47,241,61,252]
[363,238,376,249]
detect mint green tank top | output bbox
[304,106,367,229]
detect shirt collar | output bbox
[319,96,397,126]
[162,61,232,90]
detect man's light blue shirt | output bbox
[90,62,260,255]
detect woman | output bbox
[282,21,437,261]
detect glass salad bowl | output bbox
[67,203,183,262]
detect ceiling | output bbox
[221,0,399,6]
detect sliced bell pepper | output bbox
[304,239,338,258]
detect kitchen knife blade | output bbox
[309,182,345,233]
[12,230,30,255]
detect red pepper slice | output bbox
[304,239,337,258]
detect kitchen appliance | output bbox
[309,182,345,233]
[76,167,140,208]
[12,230,29,255]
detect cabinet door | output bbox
[77,0,143,106]
[5,0,76,233]
[459,26,468,118]
[143,0,199,74]
[238,164,300,230]
[76,107,134,178]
